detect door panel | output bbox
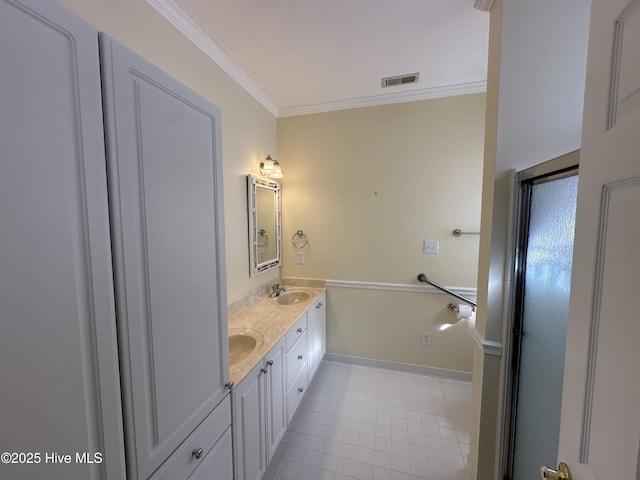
[233,366,267,480]
[100,34,229,480]
[582,179,640,479]
[0,1,124,479]
[558,0,640,478]
[265,340,287,462]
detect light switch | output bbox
[423,240,439,254]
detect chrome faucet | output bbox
[270,284,286,297]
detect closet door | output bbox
[0,2,125,480]
[100,35,230,480]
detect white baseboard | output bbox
[324,353,472,382]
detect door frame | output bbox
[499,150,580,480]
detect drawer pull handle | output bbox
[261,359,275,373]
[298,354,303,360]
[192,448,204,460]
[297,328,303,333]
[298,387,304,393]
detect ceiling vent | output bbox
[381,72,420,88]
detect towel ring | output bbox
[257,229,268,247]
[292,230,308,249]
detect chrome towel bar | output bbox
[417,273,477,310]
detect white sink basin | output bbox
[275,291,311,305]
[229,328,264,366]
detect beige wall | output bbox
[278,95,485,373]
[326,287,476,372]
[59,0,280,304]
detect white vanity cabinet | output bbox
[307,293,327,380]
[233,338,286,480]
[100,35,231,480]
[233,292,326,480]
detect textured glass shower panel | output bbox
[512,175,578,480]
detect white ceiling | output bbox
[148,0,490,117]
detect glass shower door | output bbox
[510,173,578,479]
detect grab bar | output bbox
[452,229,480,237]
[417,273,477,310]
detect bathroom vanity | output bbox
[229,289,326,480]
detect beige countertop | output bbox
[228,287,325,385]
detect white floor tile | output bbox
[264,361,471,480]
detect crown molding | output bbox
[147,0,279,116]
[278,81,487,117]
[473,0,495,12]
[148,0,487,118]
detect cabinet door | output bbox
[265,339,287,462]
[233,365,267,480]
[307,293,327,380]
[100,35,229,480]
[0,2,125,480]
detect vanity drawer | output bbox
[151,395,231,480]
[285,313,307,352]
[285,330,308,388]
[188,427,233,480]
[286,365,308,425]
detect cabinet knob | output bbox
[225,381,234,391]
[261,367,268,374]
[192,448,204,460]
[298,387,304,393]
[267,360,274,366]
[297,327,303,333]
[298,354,303,360]
[316,303,322,309]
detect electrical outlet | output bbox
[296,252,305,264]
[423,240,439,254]
[421,332,432,345]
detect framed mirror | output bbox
[248,174,281,276]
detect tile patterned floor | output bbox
[264,361,473,480]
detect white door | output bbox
[100,34,230,480]
[0,2,125,479]
[555,0,640,478]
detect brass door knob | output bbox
[540,462,572,480]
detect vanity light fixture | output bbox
[270,159,283,179]
[259,155,274,176]
[259,155,284,179]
